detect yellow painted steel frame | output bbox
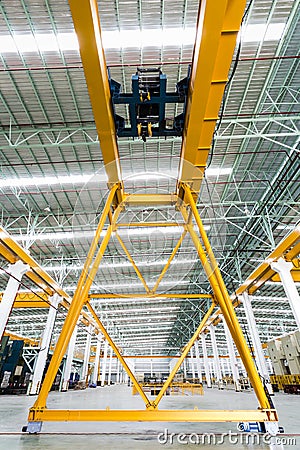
[68,0,123,205]
[28,188,278,426]
[235,224,300,295]
[178,0,248,198]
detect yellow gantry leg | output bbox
[181,184,272,412]
[30,186,118,410]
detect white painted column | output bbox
[0,260,29,339]
[220,359,226,378]
[28,294,60,395]
[150,347,153,377]
[194,340,202,383]
[271,257,300,330]
[222,317,241,391]
[101,339,108,386]
[107,347,113,385]
[267,358,273,375]
[81,326,92,384]
[242,292,271,380]
[61,323,78,391]
[116,359,120,383]
[200,333,211,387]
[190,346,195,380]
[209,325,223,389]
[91,335,102,386]
[183,358,187,379]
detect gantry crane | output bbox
[25,0,279,434]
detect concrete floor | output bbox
[0,385,299,449]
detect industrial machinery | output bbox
[0,337,31,394]
[268,331,300,394]
[108,67,190,141]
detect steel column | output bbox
[91,335,102,386]
[209,325,223,389]
[194,340,203,383]
[201,334,211,388]
[107,347,113,385]
[116,359,120,383]
[28,294,60,395]
[82,326,92,384]
[183,358,187,379]
[222,317,241,391]
[271,257,300,330]
[0,260,28,339]
[190,346,195,380]
[101,339,108,386]
[61,323,78,391]
[242,292,272,394]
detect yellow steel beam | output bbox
[0,226,69,300]
[236,225,300,296]
[11,301,49,308]
[154,302,216,406]
[271,269,300,283]
[68,0,123,203]
[124,194,177,206]
[31,186,117,409]
[2,291,212,307]
[115,232,150,293]
[28,408,278,423]
[286,242,300,261]
[116,222,183,228]
[152,230,187,294]
[4,331,39,346]
[0,291,50,308]
[89,293,212,299]
[0,242,16,263]
[178,0,247,198]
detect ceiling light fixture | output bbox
[0,23,285,55]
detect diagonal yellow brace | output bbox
[115,232,150,293]
[153,302,216,407]
[86,303,152,407]
[152,230,187,294]
[31,187,117,409]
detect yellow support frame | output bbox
[178,0,247,198]
[236,225,300,295]
[26,0,278,430]
[27,189,278,427]
[68,0,123,204]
